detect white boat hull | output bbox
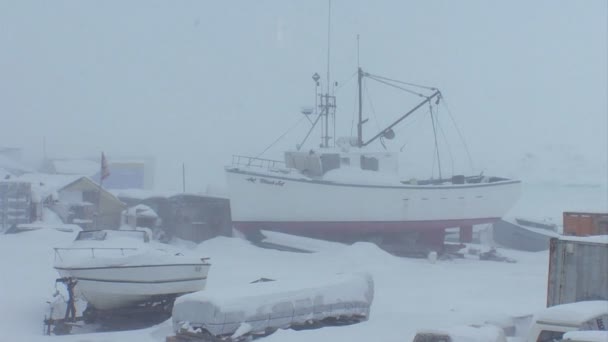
[55,263,210,310]
[226,168,521,235]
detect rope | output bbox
[440,96,475,173]
[335,71,357,93]
[435,105,455,176]
[365,72,437,91]
[256,116,307,158]
[364,82,382,133]
[364,82,387,150]
[366,75,427,98]
[429,103,442,179]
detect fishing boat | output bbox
[225,33,520,252]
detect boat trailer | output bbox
[43,277,82,335]
[44,277,177,335]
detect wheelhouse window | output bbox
[361,155,379,171]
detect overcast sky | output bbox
[1,1,606,191]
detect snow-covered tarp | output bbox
[172,272,374,338]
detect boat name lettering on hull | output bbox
[244,177,284,186]
[260,178,285,186]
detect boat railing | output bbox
[231,155,286,170]
[53,247,139,261]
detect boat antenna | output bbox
[299,0,336,150]
[357,33,363,147]
[326,0,331,96]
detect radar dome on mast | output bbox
[300,106,314,115]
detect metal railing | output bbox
[54,247,139,261]
[231,155,285,170]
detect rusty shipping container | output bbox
[547,236,608,307]
[563,212,608,236]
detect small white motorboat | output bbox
[53,229,210,311]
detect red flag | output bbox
[101,152,110,181]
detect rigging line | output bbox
[435,106,455,176]
[366,75,427,98]
[365,72,437,91]
[430,131,437,179]
[429,102,442,180]
[334,71,358,93]
[364,81,382,133]
[256,115,307,158]
[363,82,387,151]
[393,106,427,133]
[397,109,430,152]
[333,97,336,147]
[440,96,475,173]
[351,89,357,137]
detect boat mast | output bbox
[323,0,332,148]
[357,67,363,147]
[298,0,336,150]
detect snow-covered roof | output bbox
[535,301,608,325]
[112,188,228,201]
[16,173,82,191]
[0,155,34,173]
[124,204,158,218]
[12,173,82,202]
[559,235,608,245]
[111,188,177,200]
[51,159,99,175]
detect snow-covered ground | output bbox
[0,229,547,342]
[0,182,604,341]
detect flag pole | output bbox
[96,152,110,229]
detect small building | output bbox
[116,191,232,243]
[4,174,125,230]
[165,194,232,242]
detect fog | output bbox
[1,0,606,191]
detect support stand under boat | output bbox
[43,277,84,335]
